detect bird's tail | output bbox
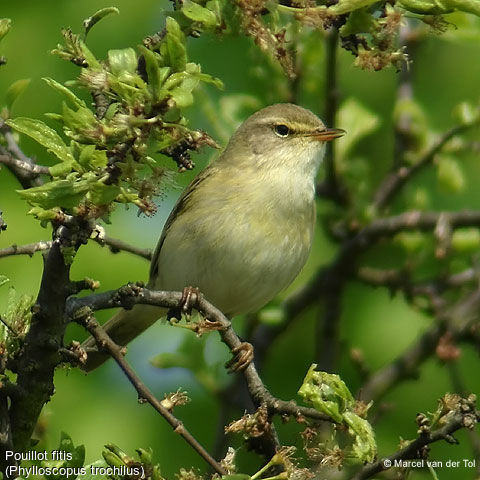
[80,304,166,372]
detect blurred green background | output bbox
[1,1,480,478]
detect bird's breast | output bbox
[154,165,316,315]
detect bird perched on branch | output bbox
[81,103,345,371]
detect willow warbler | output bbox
[82,103,344,371]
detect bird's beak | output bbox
[309,128,346,142]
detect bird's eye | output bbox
[274,124,290,137]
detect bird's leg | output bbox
[167,286,200,322]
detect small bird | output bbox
[81,103,344,371]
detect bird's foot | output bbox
[167,286,200,322]
[226,341,254,372]
[180,286,200,316]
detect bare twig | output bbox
[447,363,480,476]
[0,121,45,189]
[372,124,473,211]
[283,210,480,323]
[75,311,227,476]
[0,240,53,259]
[360,287,480,402]
[93,234,152,261]
[66,287,332,425]
[0,154,50,176]
[356,266,478,301]
[351,407,479,480]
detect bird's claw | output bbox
[225,341,254,372]
[167,286,200,322]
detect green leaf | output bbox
[394,231,427,252]
[27,207,61,221]
[398,0,480,15]
[138,46,163,101]
[343,411,377,463]
[18,178,90,209]
[437,155,465,193]
[77,460,108,480]
[5,79,31,110]
[298,365,376,463]
[452,228,480,252]
[108,48,138,76]
[83,7,120,37]
[49,162,75,177]
[452,101,480,125]
[336,97,380,161]
[0,275,9,288]
[328,0,379,15]
[62,103,100,143]
[78,144,108,169]
[298,365,355,423]
[162,17,187,72]
[181,0,219,28]
[0,18,12,42]
[6,117,74,164]
[43,77,86,109]
[340,8,377,36]
[87,182,121,205]
[42,432,85,480]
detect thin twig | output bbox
[76,312,227,476]
[0,154,50,176]
[447,363,480,475]
[372,123,474,211]
[351,409,479,480]
[283,210,480,323]
[0,241,53,259]
[66,287,332,424]
[93,234,152,260]
[360,287,480,402]
[0,121,45,189]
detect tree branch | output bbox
[0,154,50,176]
[0,240,53,259]
[66,287,332,425]
[75,311,227,476]
[351,406,479,480]
[93,234,152,260]
[372,123,474,211]
[360,287,480,402]
[0,121,46,189]
[8,240,71,451]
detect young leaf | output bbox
[138,46,163,101]
[5,79,31,110]
[0,275,9,288]
[181,0,219,28]
[0,18,12,42]
[162,17,187,72]
[42,432,86,480]
[398,0,480,16]
[18,179,90,209]
[336,97,380,161]
[108,48,138,76]
[83,7,120,37]
[43,77,86,109]
[6,117,74,164]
